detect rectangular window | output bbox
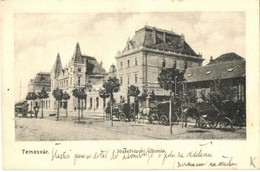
[127,75,130,85]
[127,60,130,68]
[135,74,138,83]
[78,77,81,85]
[70,77,72,85]
[162,59,166,68]
[78,67,81,72]
[120,77,123,85]
[120,61,123,69]
[135,58,137,66]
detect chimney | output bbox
[100,60,103,67]
[180,34,185,48]
[152,28,157,44]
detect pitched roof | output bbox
[89,58,107,75]
[107,64,117,78]
[108,64,117,73]
[52,53,63,78]
[185,60,245,83]
[33,72,51,85]
[207,52,244,65]
[81,56,107,75]
[71,43,83,63]
[122,25,199,57]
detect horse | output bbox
[137,107,156,122]
[182,107,200,127]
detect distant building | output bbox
[50,43,107,112]
[85,64,118,113]
[185,52,246,102]
[27,72,51,110]
[114,25,204,105]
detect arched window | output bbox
[90,98,93,109]
[96,97,99,109]
[162,59,166,68]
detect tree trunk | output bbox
[66,101,68,117]
[146,96,150,108]
[30,100,32,118]
[41,100,43,118]
[169,94,172,134]
[180,101,183,128]
[133,97,136,122]
[57,101,59,121]
[103,98,105,120]
[30,101,33,118]
[78,98,80,123]
[81,99,83,119]
[110,94,113,127]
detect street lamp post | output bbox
[177,81,185,127]
[146,93,151,108]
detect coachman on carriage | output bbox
[183,100,245,130]
[105,103,136,122]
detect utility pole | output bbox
[169,91,172,134]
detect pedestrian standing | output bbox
[34,105,39,118]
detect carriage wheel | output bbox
[148,116,154,124]
[159,115,168,126]
[130,113,136,121]
[232,116,243,130]
[219,117,233,130]
[119,113,126,122]
[208,119,218,129]
[198,117,207,129]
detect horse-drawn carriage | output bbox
[195,100,245,130]
[15,101,29,117]
[138,101,181,125]
[105,103,136,122]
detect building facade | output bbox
[50,43,107,112]
[27,72,51,111]
[114,26,204,105]
[184,52,246,103]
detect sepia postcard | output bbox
[1,0,260,170]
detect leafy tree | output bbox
[101,77,120,126]
[26,92,38,118]
[158,67,185,96]
[127,85,140,116]
[72,87,87,122]
[158,66,186,132]
[62,92,70,117]
[207,79,237,110]
[37,88,49,118]
[99,88,110,120]
[183,87,197,106]
[52,88,63,120]
[141,90,155,99]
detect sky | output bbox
[14,12,245,102]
